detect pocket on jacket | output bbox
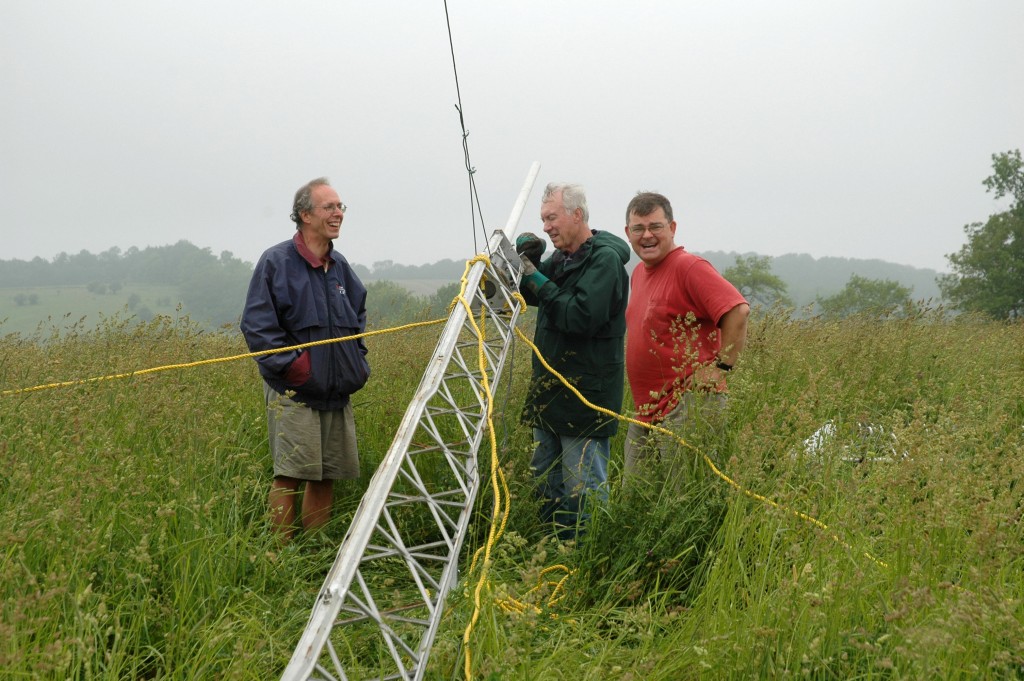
[334,340,370,395]
[299,338,370,400]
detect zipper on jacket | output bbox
[320,268,336,396]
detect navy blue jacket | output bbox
[240,236,370,410]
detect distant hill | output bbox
[358,251,944,307]
[698,251,943,307]
[0,242,252,336]
[0,244,946,337]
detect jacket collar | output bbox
[293,231,333,269]
[552,231,597,269]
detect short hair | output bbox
[542,182,589,223]
[290,177,331,227]
[625,191,673,224]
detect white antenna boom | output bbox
[504,160,541,240]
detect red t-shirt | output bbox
[625,247,747,422]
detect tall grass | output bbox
[1,308,1022,679]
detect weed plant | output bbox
[1,307,1022,679]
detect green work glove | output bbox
[519,254,550,294]
[515,232,546,266]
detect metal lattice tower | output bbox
[281,163,540,681]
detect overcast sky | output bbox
[2,1,1022,273]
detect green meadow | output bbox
[1,306,1022,679]
[1,284,185,337]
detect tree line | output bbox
[939,149,1024,319]
[0,241,467,330]
[719,149,1023,319]
[0,241,252,327]
[3,149,1020,327]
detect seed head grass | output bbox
[1,308,1022,678]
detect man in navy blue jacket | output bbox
[241,177,370,541]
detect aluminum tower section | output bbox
[281,166,540,681]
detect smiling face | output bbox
[301,184,345,248]
[540,190,588,254]
[625,206,677,266]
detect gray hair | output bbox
[542,182,589,223]
[290,177,331,227]
[625,191,673,224]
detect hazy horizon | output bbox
[3,1,1022,274]
[0,237,949,275]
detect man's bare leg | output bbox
[269,476,301,541]
[301,479,334,532]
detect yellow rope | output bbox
[2,251,511,679]
[511,325,890,571]
[465,283,892,680]
[495,564,577,616]
[0,318,447,397]
[451,254,517,681]
[4,254,893,678]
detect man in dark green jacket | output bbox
[516,182,631,540]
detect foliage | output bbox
[177,250,252,328]
[0,284,183,338]
[2,241,947,335]
[366,258,467,280]
[363,280,472,328]
[985,148,1024,202]
[816,274,914,318]
[2,307,1023,678]
[427,281,465,315]
[939,149,1024,319]
[722,254,793,309]
[699,251,942,310]
[0,241,254,332]
[364,280,430,328]
[0,242,470,335]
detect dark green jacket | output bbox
[520,230,630,437]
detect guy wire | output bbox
[444,0,488,255]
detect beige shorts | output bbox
[264,383,360,481]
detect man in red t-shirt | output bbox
[622,192,749,480]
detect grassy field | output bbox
[361,277,453,297]
[1,307,1022,679]
[1,284,184,337]
[0,280,451,339]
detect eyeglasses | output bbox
[319,202,347,214]
[628,223,667,236]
